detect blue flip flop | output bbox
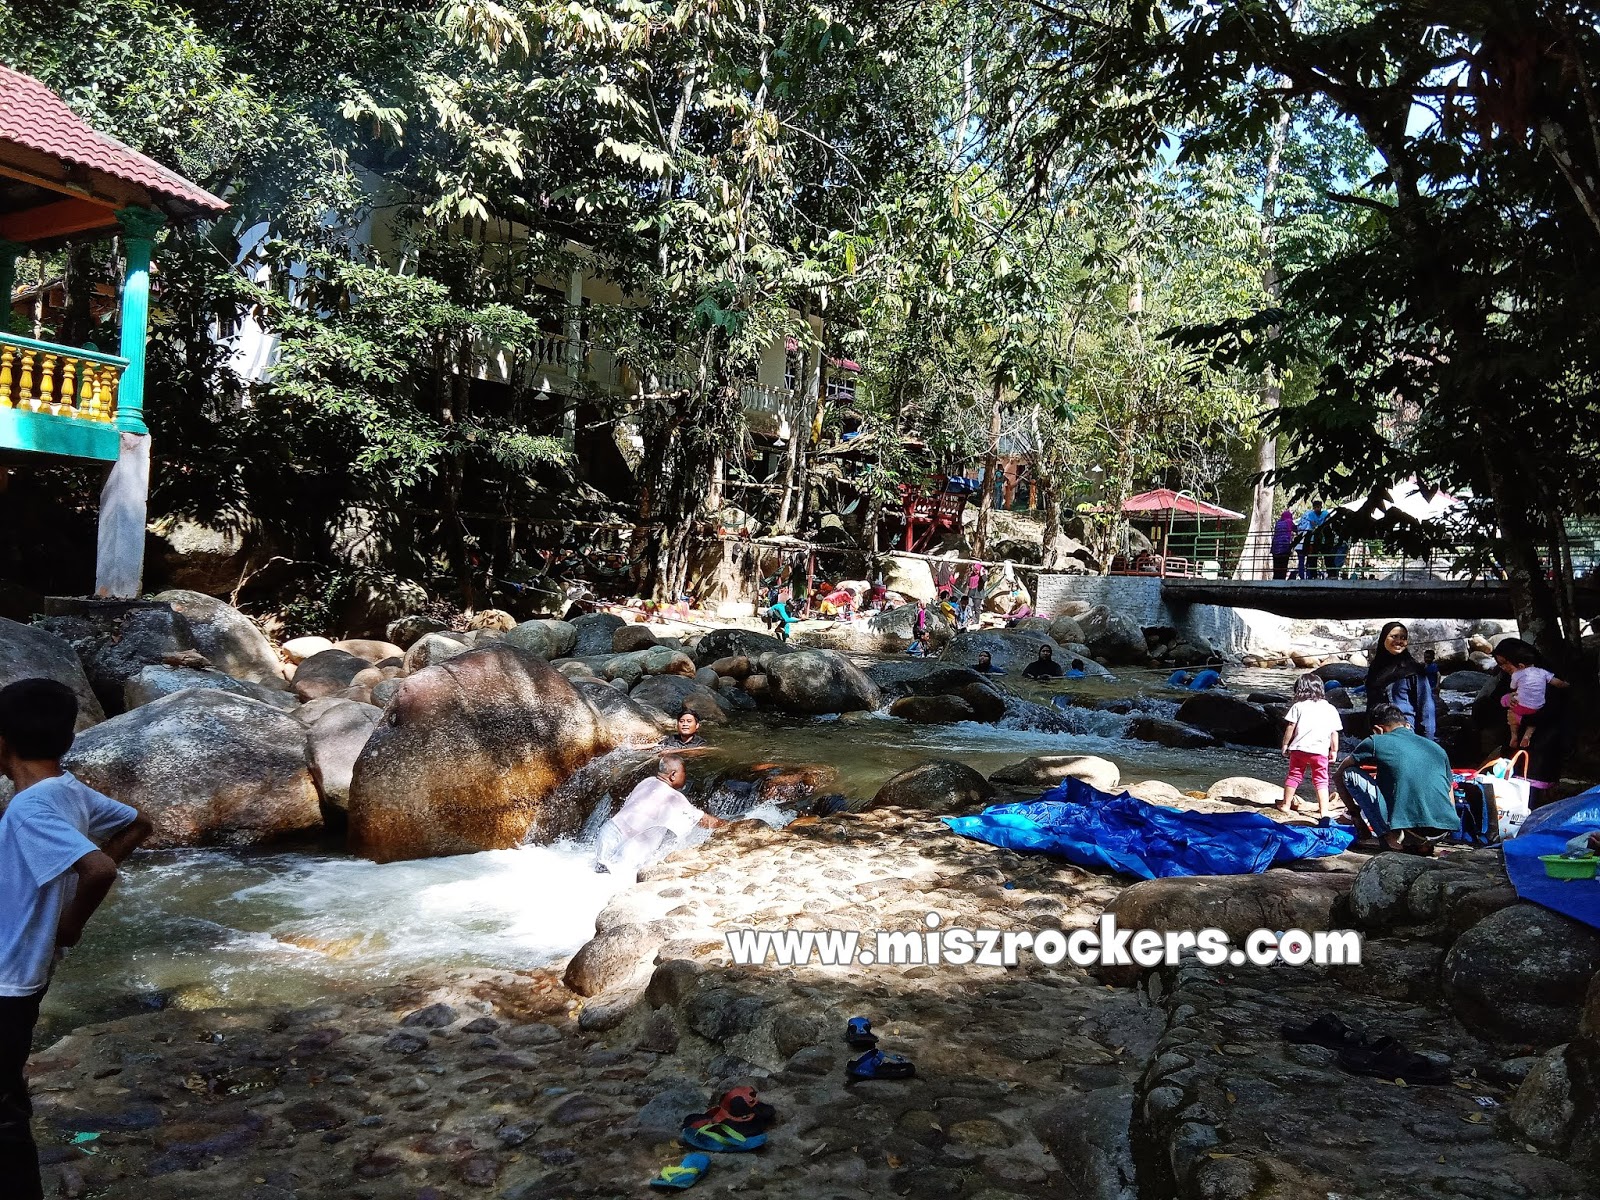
[680,1122,767,1153]
[846,1048,916,1080]
[649,1152,711,1189]
[845,1016,878,1048]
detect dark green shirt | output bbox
[1351,726,1457,832]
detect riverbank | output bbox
[29,805,1599,1199]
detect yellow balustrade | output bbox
[0,336,124,422]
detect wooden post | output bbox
[0,240,20,333]
[114,208,164,435]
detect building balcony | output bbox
[0,332,128,462]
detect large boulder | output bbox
[1205,776,1283,807]
[1314,661,1367,687]
[889,694,976,724]
[1106,872,1354,942]
[81,605,197,710]
[574,680,672,745]
[629,675,729,724]
[0,618,103,732]
[764,650,881,715]
[693,627,788,666]
[283,636,336,665]
[571,612,628,656]
[291,649,369,702]
[1175,693,1276,746]
[881,554,937,602]
[124,665,294,712]
[1047,614,1086,645]
[152,589,281,684]
[1443,903,1600,1047]
[402,631,470,672]
[989,754,1120,793]
[333,638,406,664]
[347,644,614,862]
[305,699,383,811]
[63,690,321,847]
[613,625,660,653]
[1077,606,1147,665]
[1440,669,1493,694]
[386,615,447,648]
[1125,716,1217,750]
[868,759,995,814]
[503,619,579,661]
[940,629,1068,673]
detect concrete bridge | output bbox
[1159,577,1600,621]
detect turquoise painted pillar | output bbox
[114,208,165,435]
[0,240,20,335]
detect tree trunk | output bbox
[1240,14,1299,580]
[972,372,1004,559]
[1040,477,1062,567]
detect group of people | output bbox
[1269,500,1350,580]
[1277,619,1572,853]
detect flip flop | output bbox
[649,1152,711,1190]
[846,1048,916,1080]
[1281,1013,1365,1050]
[683,1087,777,1135]
[1337,1035,1450,1085]
[845,1016,879,1049]
[680,1122,768,1153]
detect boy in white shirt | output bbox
[594,754,724,879]
[1279,674,1343,818]
[0,679,151,1199]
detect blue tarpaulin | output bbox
[942,778,1357,879]
[1505,786,1600,931]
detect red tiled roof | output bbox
[0,65,226,216]
[1122,489,1245,520]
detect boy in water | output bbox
[0,679,151,1199]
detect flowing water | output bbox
[39,664,1297,1038]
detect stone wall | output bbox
[1035,573,1293,657]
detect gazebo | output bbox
[0,64,226,596]
[1116,488,1246,578]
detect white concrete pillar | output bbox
[94,432,150,597]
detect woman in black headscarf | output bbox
[1364,621,1436,740]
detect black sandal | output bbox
[1281,1013,1365,1050]
[1337,1035,1449,1085]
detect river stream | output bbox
[39,665,1297,1038]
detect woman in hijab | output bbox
[1364,621,1436,740]
[1270,509,1297,579]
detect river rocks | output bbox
[291,649,369,701]
[1107,872,1354,943]
[1314,660,1367,686]
[348,644,614,862]
[575,680,672,745]
[764,649,881,714]
[1077,606,1147,665]
[572,612,627,655]
[868,759,995,813]
[503,619,578,661]
[123,664,291,712]
[1440,669,1493,693]
[990,754,1120,793]
[402,631,470,672]
[333,637,406,664]
[1126,780,1187,806]
[1349,854,1446,927]
[563,923,671,997]
[1047,614,1086,645]
[628,675,729,723]
[940,629,1067,672]
[283,635,335,664]
[305,698,383,811]
[693,627,787,666]
[82,605,197,709]
[1204,776,1282,807]
[63,689,321,847]
[1125,716,1217,749]
[0,618,103,731]
[1443,903,1600,1046]
[881,553,937,601]
[889,694,976,723]
[612,625,659,653]
[385,614,447,648]
[152,589,281,683]
[1174,692,1275,746]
